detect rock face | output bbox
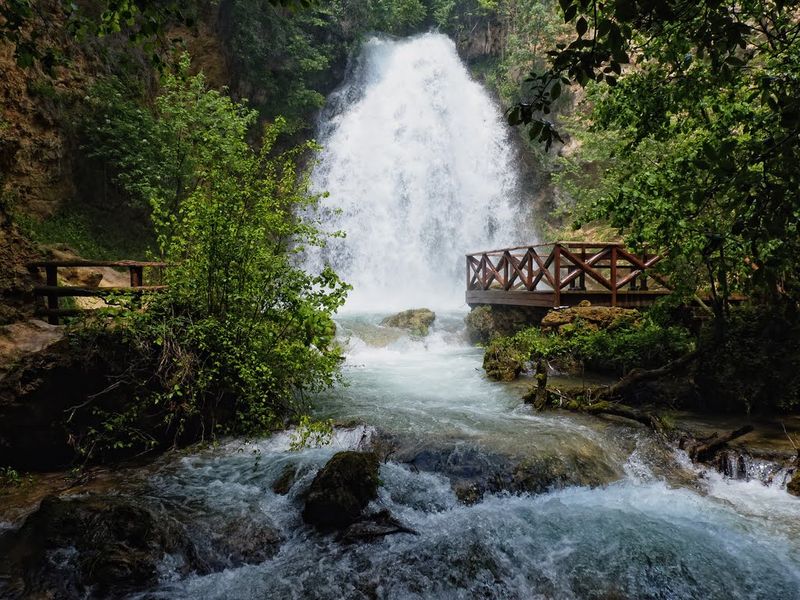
[0,494,193,598]
[540,304,640,334]
[482,340,524,382]
[302,451,380,530]
[380,308,436,336]
[464,305,545,344]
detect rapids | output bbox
[16,32,799,599]
[138,314,800,599]
[133,32,800,599]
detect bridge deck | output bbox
[466,242,669,309]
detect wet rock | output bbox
[272,464,297,495]
[302,451,381,530]
[380,308,435,336]
[464,305,544,344]
[540,305,640,334]
[482,339,524,381]
[211,519,282,567]
[788,473,800,497]
[0,494,195,598]
[402,443,618,504]
[340,509,416,544]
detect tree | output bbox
[515,1,800,314]
[76,56,349,454]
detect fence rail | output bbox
[27,260,167,325]
[466,241,670,308]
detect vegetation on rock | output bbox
[483,308,694,380]
[380,308,436,336]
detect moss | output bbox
[482,337,525,381]
[381,308,435,336]
[302,451,380,530]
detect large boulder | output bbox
[465,305,544,344]
[540,303,640,334]
[302,451,380,530]
[0,494,195,598]
[380,308,435,336]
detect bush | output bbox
[694,307,800,413]
[485,316,694,378]
[68,57,349,457]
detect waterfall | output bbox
[309,33,532,312]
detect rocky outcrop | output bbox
[482,339,525,382]
[399,442,618,505]
[302,451,380,530]
[0,494,194,598]
[381,308,436,336]
[465,305,545,344]
[540,302,640,334]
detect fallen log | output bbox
[558,398,666,433]
[682,425,754,462]
[598,350,698,402]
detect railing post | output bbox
[45,265,59,325]
[553,244,561,306]
[610,246,618,307]
[466,256,471,291]
[580,247,586,290]
[640,253,649,290]
[130,265,143,287]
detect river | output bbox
[136,34,800,599]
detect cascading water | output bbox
[8,33,799,600]
[308,33,530,311]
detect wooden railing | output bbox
[466,242,669,308]
[27,260,167,325]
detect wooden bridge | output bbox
[466,242,670,308]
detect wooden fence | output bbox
[27,260,167,325]
[466,242,670,308]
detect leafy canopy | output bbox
[517,0,800,312]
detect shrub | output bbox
[485,316,694,378]
[68,57,349,457]
[694,306,800,413]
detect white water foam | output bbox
[308,33,532,312]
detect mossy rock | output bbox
[464,305,542,344]
[541,305,640,334]
[788,473,800,497]
[302,451,380,530]
[0,494,195,597]
[380,308,435,336]
[482,340,525,381]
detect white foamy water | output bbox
[307,33,530,311]
[125,34,800,599]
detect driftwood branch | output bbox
[556,398,666,433]
[683,425,754,462]
[601,350,698,400]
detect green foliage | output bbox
[81,78,161,211]
[516,0,800,313]
[488,316,694,376]
[695,307,800,413]
[15,209,153,261]
[289,415,335,450]
[1,466,23,488]
[70,57,349,457]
